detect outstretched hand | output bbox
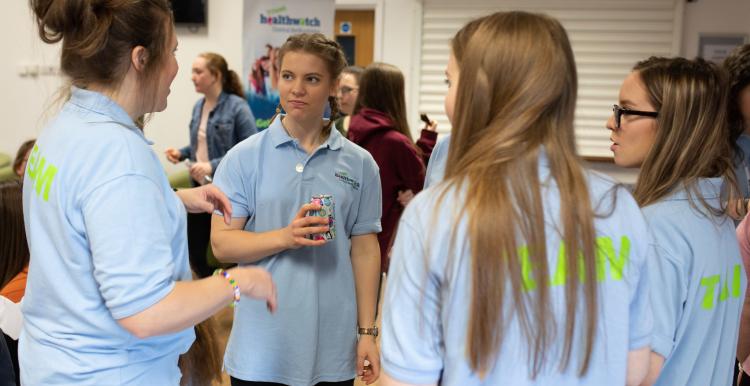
[175,184,232,224]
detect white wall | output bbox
[681,0,750,59]
[1,0,420,175]
[0,0,743,182]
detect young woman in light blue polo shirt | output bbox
[607,57,744,386]
[22,1,276,384]
[211,33,382,386]
[380,11,652,386]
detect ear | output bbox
[131,46,148,71]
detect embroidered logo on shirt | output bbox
[521,235,631,291]
[335,171,360,190]
[27,144,58,202]
[699,264,743,310]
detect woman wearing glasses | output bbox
[607,56,743,386]
[334,66,363,136]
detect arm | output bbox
[415,123,438,165]
[81,175,275,339]
[210,203,329,264]
[0,296,22,340]
[637,352,663,386]
[118,266,276,338]
[739,287,750,363]
[178,145,191,161]
[737,216,750,362]
[351,233,381,384]
[394,140,427,203]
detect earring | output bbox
[275,104,281,114]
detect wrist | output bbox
[279,227,295,250]
[214,268,240,307]
[357,325,378,338]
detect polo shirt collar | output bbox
[268,115,343,151]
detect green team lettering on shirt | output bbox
[522,235,631,291]
[26,144,58,202]
[699,264,742,310]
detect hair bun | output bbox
[31,0,112,46]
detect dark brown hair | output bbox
[632,57,738,215]
[0,180,29,289]
[442,11,598,377]
[354,62,413,141]
[276,33,348,136]
[13,139,35,177]
[30,0,173,93]
[723,44,750,153]
[341,65,364,83]
[199,52,244,98]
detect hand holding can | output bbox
[306,194,335,241]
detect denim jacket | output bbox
[179,92,257,173]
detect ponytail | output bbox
[224,69,244,98]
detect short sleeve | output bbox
[381,211,444,384]
[628,241,653,350]
[648,244,688,358]
[81,175,177,319]
[212,148,254,219]
[351,155,382,236]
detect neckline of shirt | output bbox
[68,87,152,145]
[268,114,343,151]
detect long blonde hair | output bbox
[441,11,598,377]
[632,57,739,215]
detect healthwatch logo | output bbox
[259,14,321,27]
[335,171,360,190]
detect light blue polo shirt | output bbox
[212,116,382,385]
[643,178,745,386]
[424,134,450,189]
[20,87,194,385]
[383,153,652,385]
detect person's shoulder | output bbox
[341,135,374,159]
[382,130,416,147]
[225,94,251,111]
[226,127,268,155]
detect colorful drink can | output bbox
[306,194,335,241]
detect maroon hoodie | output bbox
[348,107,436,273]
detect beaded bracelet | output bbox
[214,268,240,308]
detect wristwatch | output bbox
[358,326,379,337]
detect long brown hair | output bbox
[199,52,244,98]
[354,62,413,141]
[178,316,222,386]
[632,57,739,214]
[0,180,29,289]
[723,45,750,158]
[275,33,348,136]
[440,11,598,376]
[30,0,174,115]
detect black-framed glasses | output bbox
[612,104,658,129]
